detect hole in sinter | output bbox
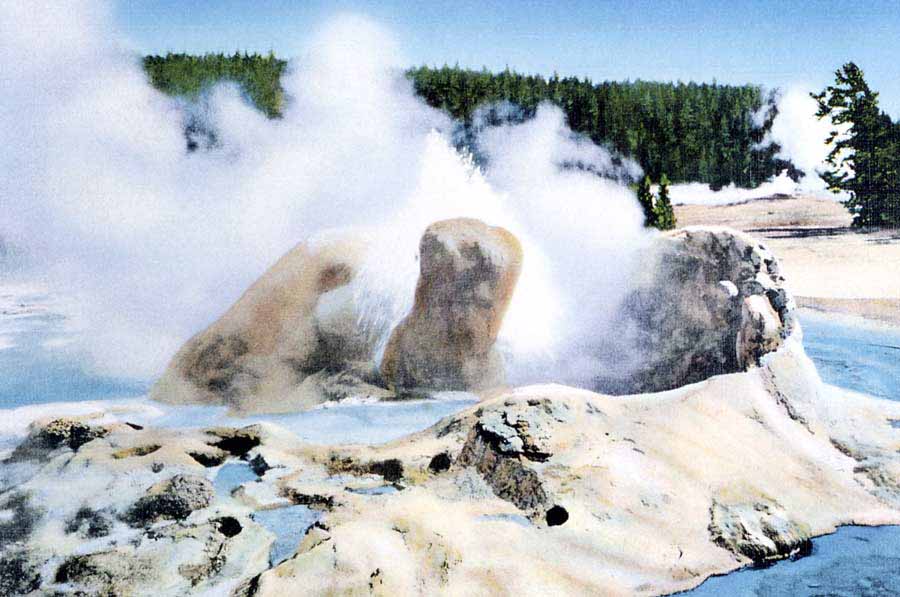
[428,452,452,473]
[367,459,404,482]
[214,516,243,538]
[546,505,569,527]
[210,431,261,457]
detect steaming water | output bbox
[0,283,477,448]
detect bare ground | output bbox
[675,196,900,325]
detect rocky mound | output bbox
[606,226,794,393]
[153,218,523,412]
[380,218,522,393]
[8,333,900,595]
[151,235,390,413]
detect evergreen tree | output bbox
[653,174,677,230]
[813,62,900,227]
[637,175,656,227]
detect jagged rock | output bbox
[455,398,569,510]
[709,493,812,564]
[610,226,792,393]
[124,474,214,527]
[737,294,783,368]
[7,417,109,462]
[381,218,523,392]
[0,550,43,596]
[151,236,385,413]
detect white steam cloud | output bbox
[670,86,843,206]
[0,2,649,386]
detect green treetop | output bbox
[637,175,656,227]
[813,62,900,227]
[653,174,677,231]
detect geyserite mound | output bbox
[608,226,794,393]
[380,218,523,393]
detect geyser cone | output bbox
[380,218,523,393]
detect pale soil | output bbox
[676,196,900,325]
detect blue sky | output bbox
[117,0,900,115]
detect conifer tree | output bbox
[653,174,677,230]
[813,62,900,227]
[637,175,656,227]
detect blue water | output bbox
[214,462,260,497]
[0,288,148,408]
[212,462,320,565]
[683,525,900,596]
[801,310,900,401]
[252,505,320,566]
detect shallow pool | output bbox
[682,525,900,596]
[799,309,900,401]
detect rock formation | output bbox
[380,218,522,393]
[151,236,392,413]
[154,221,792,410]
[152,218,523,411]
[7,328,900,595]
[608,226,794,393]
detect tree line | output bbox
[141,54,900,227]
[141,53,796,189]
[407,66,798,189]
[143,52,287,118]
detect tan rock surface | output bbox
[381,218,523,393]
[151,235,386,413]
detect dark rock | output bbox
[188,449,228,467]
[0,492,43,548]
[65,506,112,538]
[428,452,452,473]
[0,550,42,595]
[7,418,108,462]
[281,487,335,510]
[326,454,405,483]
[124,474,214,527]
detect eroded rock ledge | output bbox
[6,337,900,596]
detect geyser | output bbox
[0,2,651,387]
